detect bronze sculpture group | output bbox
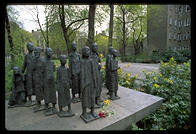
[8,42,120,123]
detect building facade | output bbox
[147,5,191,54]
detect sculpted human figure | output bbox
[80,46,99,123]
[8,67,26,108]
[90,43,103,108]
[32,47,45,112]
[105,46,114,95]
[108,49,120,100]
[22,42,35,106]
[69,42,81,103]
[57,55,74,117]
[43,48,57,116]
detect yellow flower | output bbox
[104,99,110,105]
[153,83,160,88]
[160,128,163,130]
[101,65,106,70]
[159,74,163,77]
[134,73,138,78]
[99,53,104,58]
[147,72,152,75]
[170,57,174,61]
[127,78,131,81]
[126,80,129,84]
[118,84,120,86]
[183,111,186,114]
[142,69,146,72]
[153,76,157,81]
[127,73,131,77]
[164,78,168,81]
[169,80,173,84]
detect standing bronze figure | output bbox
[69,42,81,103]
[80,46,100,123]
[57,55,74,117]
[22,42,35,106]
[43,48,57,116]
[90,43,103,108]
[108,49,120,100]
[105,46,114,95]
[8,67,26,108]
[32,47,45,112]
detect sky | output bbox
[10,5,109,34]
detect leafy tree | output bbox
[58,5,88,54]
[114,5,147,61]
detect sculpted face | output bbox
[71,42,77,51]
[27,42,34,52]
[59,55,67,65]
[108,46,114,54]
[113,49,118,57]
[13,66,20,75]
[34,47,42,58]
[46,48,53,58]
[82,46,90,57]
[92,43,98,53]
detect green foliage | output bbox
[151,47,191,63]
[5,53,24,96]
[141,57,191,130]
[124,53,152,63]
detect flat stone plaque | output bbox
[5,86,163,130]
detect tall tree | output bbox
[108,4,114,47]
[87,4,96,49]
[58,5,88,54]
[5,7,15,69]
[114,5,146,61]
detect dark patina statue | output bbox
[22,42,35,106]
[105,46,114,95]
[69,42,81,103]
[32,47,45,112]
[8,67,26,108]
[90,43,103,108]
[108,49,120,100]
[57,55,74,117]
[80,46,100,123]
[43,48,57,116]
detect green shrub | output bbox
[151,47,191,64]
[5,54,24,97]
[141,57,191,130]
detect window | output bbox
[184,19,187,26]
[173,33,176,40]
[183,33,186,40]
[178,20,181,27]
[175,20,178,26]
[186,5,190,12]
[169,16,172,25]
[179,6,182,13]
[187,19,190,26]
[169,32,172,40]
[177,33,181,41]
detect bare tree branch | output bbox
[67,17,88,30]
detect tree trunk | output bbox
[108,4,114,47]
[134,41,141,55]
[87,4,96,49]
[59,5,71,54]
[5,9,15,69]
[121,11,126,62]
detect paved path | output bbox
[118,62,160,80]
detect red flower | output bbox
[99,112,105,118]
